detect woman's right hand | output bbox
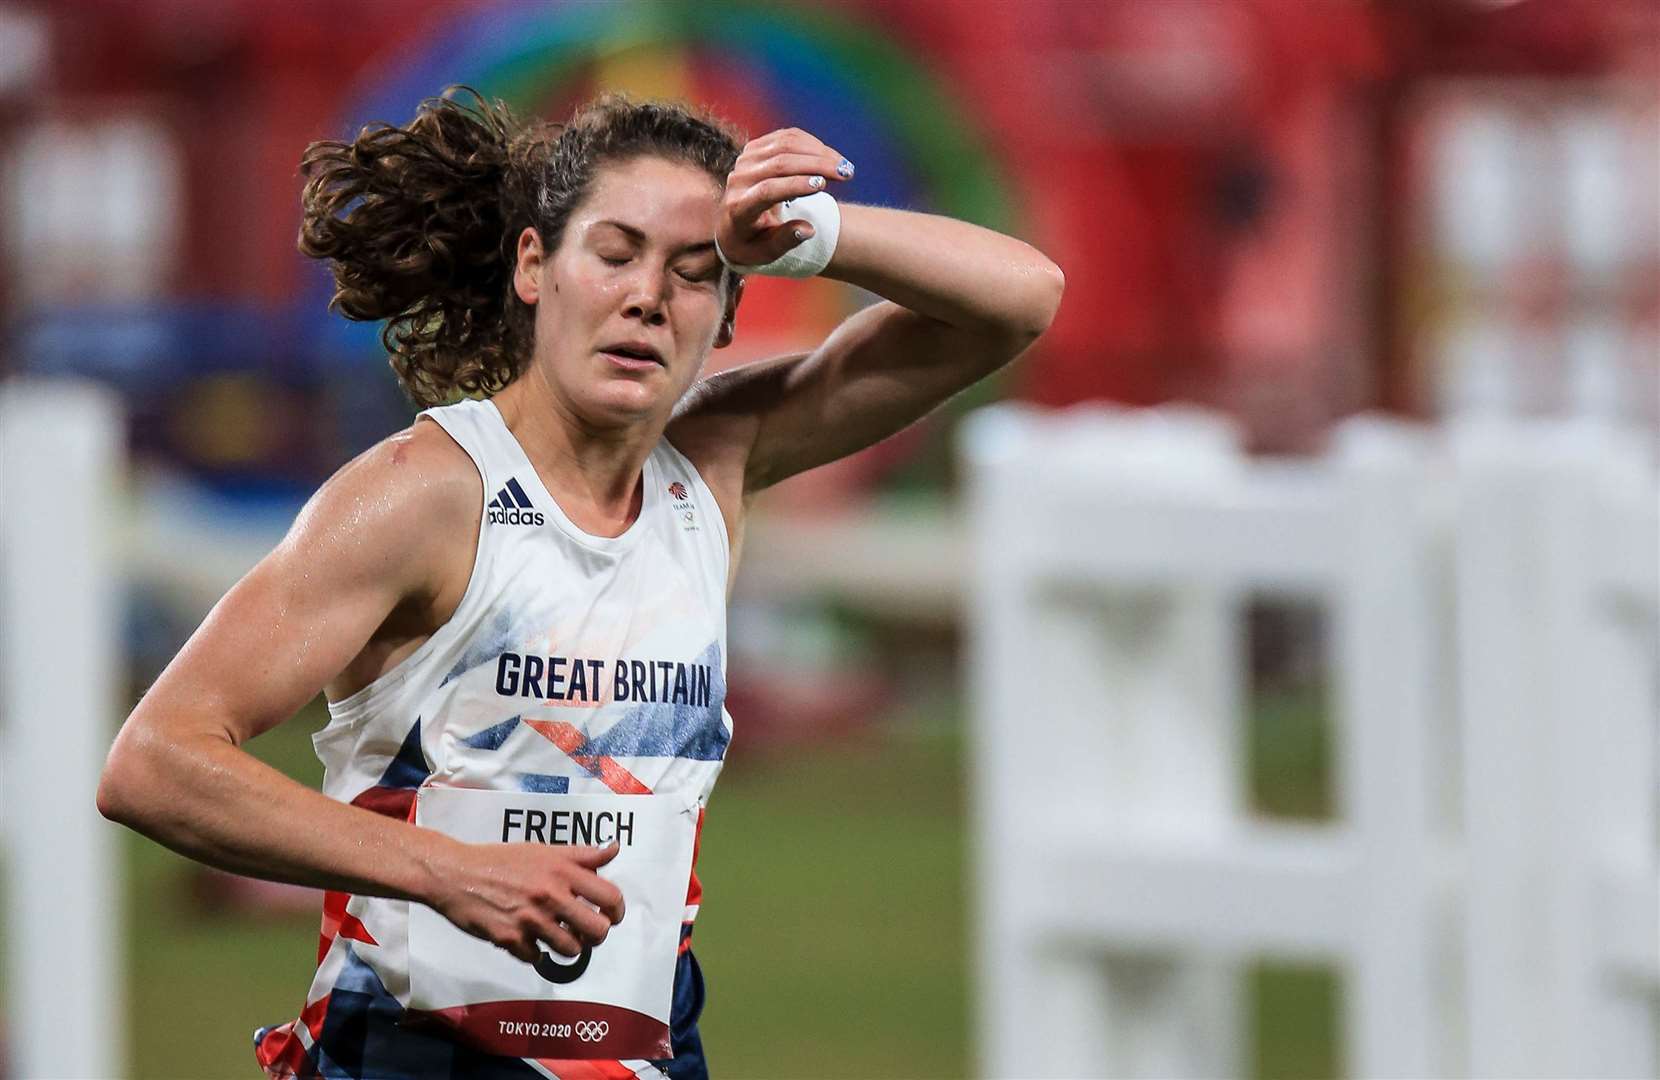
[716,127,852,268]
[430,839,627,963]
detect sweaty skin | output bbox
[97,128,1064,966]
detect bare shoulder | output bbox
[668,354,806,500]
[121,417,486,746]
[279,416,482,590]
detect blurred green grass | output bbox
[121,691,1337,1079]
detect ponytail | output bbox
[298,89,545,405]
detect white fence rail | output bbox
[963,407,1658,1079]
[1,380,126,1080]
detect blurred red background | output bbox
[6,0,1656,483]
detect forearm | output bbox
[98,724,456,903]
[822,203,1064,342]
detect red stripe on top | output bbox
[522,718,653,795]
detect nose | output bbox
[622,265,668,327]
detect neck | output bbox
[490,368,663,534]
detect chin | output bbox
[580,381,670,427]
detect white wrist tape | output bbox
[716,191,841,278]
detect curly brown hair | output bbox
[298,88,744,406]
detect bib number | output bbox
[408,787,697,1060]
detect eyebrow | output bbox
[593,220,717,257]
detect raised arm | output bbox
[96,422,621,961]
[671,128,1064,493]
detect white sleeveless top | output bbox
[295,396,732,1018]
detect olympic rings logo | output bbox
[575,1020,609,1043]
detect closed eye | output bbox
[677,262,721,283]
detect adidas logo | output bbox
[487,477,545,526]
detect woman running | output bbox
[97,89,1063,1079]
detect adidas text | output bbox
[489,507,545,526]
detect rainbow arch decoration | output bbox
[312,0,1019,362]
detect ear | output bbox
[713,274,745,349]
[513,227,544,304]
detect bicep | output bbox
[122,434,471,748]
[138,533,407,746]
[744,301,1018,490]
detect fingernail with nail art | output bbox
[836,157,854,178]
[809,175,826,189]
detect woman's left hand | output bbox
[716,127,853,267]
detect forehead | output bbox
[574,156,723,244]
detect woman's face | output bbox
[513,154,741,429]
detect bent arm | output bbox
[736,204,1064,487]
[96,426,473,901]
[826,202,1064,344]
[100,423,625,958]
[678,136,1064,495]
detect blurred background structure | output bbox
[963,407,1657,1078]
[1,0,1656,1077]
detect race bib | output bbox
[408,787,698,1060]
